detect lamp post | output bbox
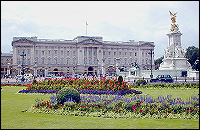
[148,49,154,79]
[34,59,37,79]
[20,51,26,81]
[73,64,76,77]
[97,59,99,78]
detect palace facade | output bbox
[1,51,13,77]
[11,36,155,77]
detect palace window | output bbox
[89,59,92,64]
[27,59,31,65]
[73,59,76,64]
[108,59,111,64]
[48,59,51,64]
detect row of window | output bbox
[17,49,151,58]
[35,50,75,56]
[16,57,151,66]
[1,58,12,61]
[17,50,30,55]
[34,50,139,57]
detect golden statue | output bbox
[169,10,179,31]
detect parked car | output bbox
[44,75,54,80]
[150,75,173,83]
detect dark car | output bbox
[150,75,173,83]
[44,75,54,80]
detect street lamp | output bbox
[73,64,76,77]
[148,49,154,79]
[97,59,99,78]
[20,51,26,81]
[34,59,37,79]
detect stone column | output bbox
[7,63,11,75]
[45,66,48,77]
[17,65,21,75]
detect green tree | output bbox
[185,46,199,67]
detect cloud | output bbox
[1,1,199,59]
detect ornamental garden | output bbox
[15,76,199,119]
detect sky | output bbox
[1,1,199,59]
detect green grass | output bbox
[1,86,199,129]
[135,87,199,100]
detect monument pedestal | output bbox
[159,26,192,71]
[159,57,192,70]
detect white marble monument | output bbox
[124,11,198,81]
[159,11,192,70]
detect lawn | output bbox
[1,86,199,129]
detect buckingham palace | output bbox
[11,36,155,77]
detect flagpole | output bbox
[86,21,87,35]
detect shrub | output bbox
[32,79,37,84]
[56,87,81,104]
[136,79,147,86]
[118,75,123,83]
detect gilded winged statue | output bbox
[169,10,177,23]
[169,10,179,31]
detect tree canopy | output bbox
[185,46,199,68]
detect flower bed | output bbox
[19,89,142,95]
[1,83,27,86]
[27,94,199,119]
[19,78,142,95]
